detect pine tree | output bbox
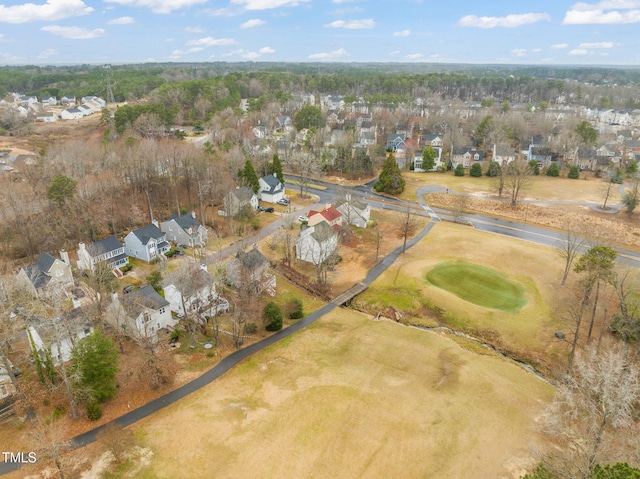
[374,154,405,195]
[241,158,260,194]
[272,154,284,184]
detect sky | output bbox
[1,0,640,66]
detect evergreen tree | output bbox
[72,330,118,403]
[486,161,501,177]
[546,163,560,177]
[240,158,260,194]
[421,146,436,171]
[528,159,540,175]
[568,165,580,179]
[374,154,405,195]
[454,164,465,176]
[272,154,284,184]
[470,163,483,177]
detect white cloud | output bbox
[107,16,134,24]
[564,1,640,24]
[169,47,204,59]
[324,18,376,29]
[330,7,364,15]
[240,18,266,28]
[511,48,527,57]
[185,26,204,33]
[259,46,275,53]
[308,47,349,60]
[41,25,105,39]
[230,0,310,11]
[532,48,542,52]
[551,43,569,49]
[0,0,93,24]
[37,48,57,58]
[579,41,615,48]
[187,36,237,46]
[458,12,551,28]
[389,50,400,56]
[405,53,423,60]
[393,29,410,37]
[569,48,590,55]
[104,0,206,14]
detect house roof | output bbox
[127,285,170,311]
[229,186,255,202]
[86,236,122,257]
[22,263,49,289]
[308,205,342,223]
[166,213,202,231]
[260,174,283,194]
[334,196,368,212]
[36,252,57,273]
[235,247,268,271]
[307,222,337,242]
[131,224,165,245]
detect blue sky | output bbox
[1,0,640,65]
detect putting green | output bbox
[425,261,528,312]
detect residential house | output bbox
[164,265,229,319]
[160,212,207,247]
[275,115,292,130]
[335,195,371,228]
[226,245,276,296]
[220,187,259,217]
[421,133,444,148]
[17,251,74,297]
[35,112,57,123]
[452,148,484,168]
[296,222,339,265]
[258,174,285,204]
[307,204,343,228]
[60,95,76,106]
[19,95,37,107]
[81,96,106,108]
[60,107,84,120]
[124,224,171,263]
[77,236,128,273]
[0,361,16,400]
[386,133,407,152]
[492,144,516,166]
[414,147,444,172]
[359,131,376,146]
[107,286,173,341]
[41,96,57,106]
[27,309,93,365]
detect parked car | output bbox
[298,215,308,222]
[277,198,290,205]
[265,207,275,213]
[258,205,266,211]
[71,288,85,298]
[178,244,188,249]
[174,249,185,256]
[123,285,135,294]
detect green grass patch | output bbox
[426,261,528,312]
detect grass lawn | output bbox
[426,261,528,312]
[355,221,572,369]
[130,309,553,479]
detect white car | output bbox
[298,215,308,223]
[277,198,290,205]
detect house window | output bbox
[159,307,165,315]
[56,269,64,277]
[0,385,7,397]
[144,311,152,323]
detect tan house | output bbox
[17,252,74,297]
[307,204,343,228]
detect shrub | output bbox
[244,323,257,334]
[52,406,66,420]
[454,164,465,176]
[86,398,103,421]
[120,264,132,273]
[286,298,304,319]
[263,302,283,331]
[568,165,580,179]
[470,163,483,177]
[485,161,501,177]
[528,159,540,175]
[546,163,560,177]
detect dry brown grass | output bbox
[132,309,553,479]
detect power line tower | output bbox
[104,65,115,105]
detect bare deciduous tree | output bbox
[556,221,585,286]
[394,205,420,253]
[505,159,533,206]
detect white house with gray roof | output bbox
[124,224,170,262]
[107,285,174,341]
[17,252,73,297]
[77,236,128,273]
[160,212,207,247]
[258,174,285,203]
[296,222,339,265]
[335,195,371,228]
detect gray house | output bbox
[160,213,207,247]
[226,245,276,296]
[335,195,371,228]
[221,187,259,217]
[124,224,170,262]
[17,252,74,297]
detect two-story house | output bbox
[160,212,207,247]
[17,251,74,297]
[124,224,170,263]
[164,265,229,319]
[220,187,259,217]
[335,195,371,228]
[226,245,276,296]
[296,222,339,265]
[307,204,343,228]
[77,237,128,273]
[107,285,173,341]
[258,174,285,204]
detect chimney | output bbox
[200,263,207,272]
[191,211,196,219]
[325,203,331,211]
[111,292,118,302]
[345,194,351,202]
[152,219,159,228]
[60,249,70,265]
